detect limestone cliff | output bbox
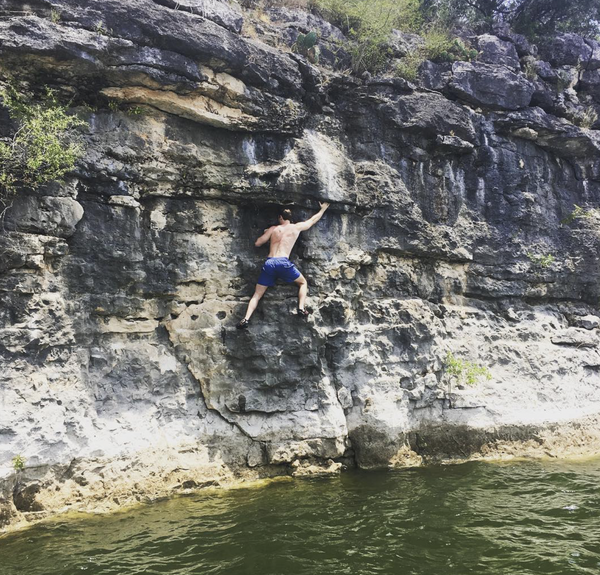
[1,0,600,530]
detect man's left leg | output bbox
[294,275,308,315]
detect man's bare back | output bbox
[237,202,330,328]
[266,223,301,258]
[254,202,330,255]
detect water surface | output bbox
[2,458,600,575]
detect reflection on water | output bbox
[2,458,600,575]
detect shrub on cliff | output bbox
[445,352,491,387]
[0,86,85,211]
[313,0,475,75]
[314,0,424,73]
[396,28,477,80]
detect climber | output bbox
[237,202,330,329]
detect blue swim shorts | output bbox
[257,257,301,287]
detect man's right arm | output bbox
[255,226,275,247]
[295,202,330,232]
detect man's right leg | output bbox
[294,275,308,313]
[243,284,268,321]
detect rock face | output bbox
[1,0,600,530]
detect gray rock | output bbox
[152,0,244,33]
[477,34,520,70]
[585,39,600,70]
[533,60,558,82]
[551,328,599,348]
[539,33,592,67]
[5,196,84,237]
[419,60,452,91]
[491,22,536,57]
[448,62,535,110]
[435,134,475,154]
[572,315,600,330]
[389,29,425,58]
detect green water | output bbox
[2,459,600,575]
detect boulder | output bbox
[539,33,592,67]
[448,62,535,110]
[5,196,84,238]
[152,0,244,34]
[585,39,600,70]
[419,60,452,91]
[476,34,520,70]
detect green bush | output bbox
[396,52,423,81]
[445,352,492,387]
[12,454,25,471]
[395,28,477,81]
[578,106,598,129]
[0,85,85,208]
[292,31,321,63]
[526,252,555,268]
[561,204,600,225]
[315,0,423,73]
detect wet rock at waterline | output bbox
[1,0,600,531]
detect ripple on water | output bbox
[2,459,600,575]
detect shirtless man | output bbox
[237,202,330,329]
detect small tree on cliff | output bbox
[0,85,86,215]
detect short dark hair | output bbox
[279,208,293,222]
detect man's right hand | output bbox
[319,202,330,211]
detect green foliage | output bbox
[556,69,574,92]
[445,352,492,387]
[0,85,86,207]
[127,105,146,116]
[424,30,477,62]
[395,52,423,81]
[395,28,477,81]
[523,59,538,80]
[315,0,424,73]
[527,252,555,268]
[562,204,600,225]
[95,21,104,35]
[12,454,25,471]
[108,100,120,112]
[50,8,61,23]
[578,106,599,129]
[292,31,321,63]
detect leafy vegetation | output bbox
[12,454,25,471]
[0,85,86,209]
[396,28,477,80]
[562,204,600,225]
[127,105,146,116]
[522,58,538,80]
[526,252,555,268]
[292,31,320,63]
[578,106,599,129]
[445,352,492,387]
[312,0,479,75]
[314,0,424,73]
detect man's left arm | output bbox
[295,202,330,232]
